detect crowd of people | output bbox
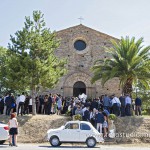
[0,92,64,116]
[0,92,142,117]
[67,94,142,137]
[0,92,142,138]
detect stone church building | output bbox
[48,24,121,98]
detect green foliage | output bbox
[142,110,150,115]
[0,47,8,94]
[92,37,150,95]
[66,110,71,116]
[132,83,150,115]
[3,10,67,114]
[6,10,66,92]
[108,114,116,120]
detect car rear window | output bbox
[80,123,91,130]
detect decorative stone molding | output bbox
[69,35,91,55]
[63,72,95,88]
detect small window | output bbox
[74,40,86,51]
[65,123,79,129]
[80,123,91,130]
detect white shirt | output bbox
[29,98,32,105]
[112,97,121,105]
[68,105,71,111]
[9,118,18,128]
[4,96,8,103]
[90,111,95,119]
[125,96,131,104]
[82,107,87,116]
[16,96,20,105]
[19,95,26,103]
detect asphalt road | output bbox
[1,144,150,150]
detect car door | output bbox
[80,123,93,142]
[60,123,80,142]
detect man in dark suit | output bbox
[90,99,98,111]
[135,97,142,116]
[0,96,4,114]
[119,95,126,117]
[5,93,14,116]
[47,93,53,115]
[83,107,90,121]
[95,108,104,133]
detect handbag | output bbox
[11,103,16,108]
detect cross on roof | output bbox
[78,17,84,24]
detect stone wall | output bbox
[47,24,121,97]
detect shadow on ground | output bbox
[39,145,100,149]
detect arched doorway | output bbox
[73,81,86,97]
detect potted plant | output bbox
[66,110,71,116]
[74,114,82,121]
[108,114,116,138]
[108,114,116,121]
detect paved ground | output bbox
[1,144,150,150]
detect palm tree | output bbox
[91,37,150,95]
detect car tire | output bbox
[50,136,61,147]
[86,137,96,148]
[0,140,5,145]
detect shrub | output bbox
[66,110,71,116]
[74,114,82,121]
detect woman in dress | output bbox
[8,113,18,146]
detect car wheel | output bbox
[0,140,5,145]
[50,136,60,147]
[86,137,96,148]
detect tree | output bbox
[132,82,150,115]
[0,46,8,94]
[7,11,66,115]
[91,37,150,95]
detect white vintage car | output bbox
[47,121,104,147]
[0,122,9,144]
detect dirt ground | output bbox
[1,114,150,144]
[0,114,71,143]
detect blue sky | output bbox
[0,0,150,48]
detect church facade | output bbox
[47,25,121,98]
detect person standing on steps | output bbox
[95,108,104,133]
[135,97,142,116]
[119,95,126,117]
[8,113,18,147]
[111,94,121,116]
[47,93,53,115]
[18,92,26,116]
[57,95,62,115]
[125,94,132,116]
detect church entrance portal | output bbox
[73,81,86,97]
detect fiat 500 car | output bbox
[47,120,104,147]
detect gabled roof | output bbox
[56,24,119,40]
